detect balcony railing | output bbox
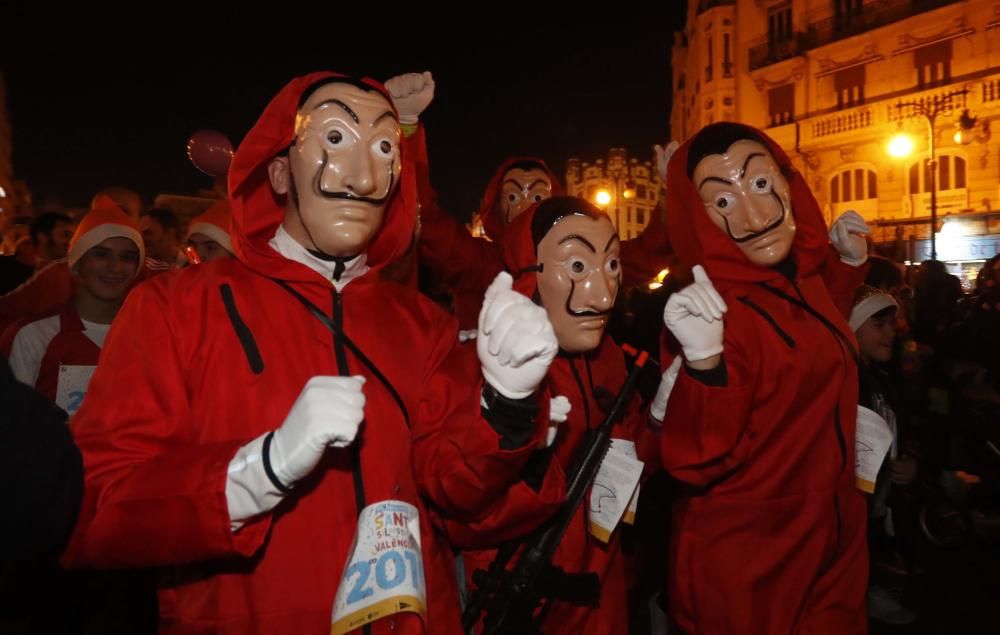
[805,0,960,52]
[811,106,876,138]
[793,75,999,147]
[749,35,807,71]
[750,0,960,70]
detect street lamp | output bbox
[890,88,968,260]
[887,132,915,158]
[592,152,637,235]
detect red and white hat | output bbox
[68,195,145,274]
[849,285,898,332]
[186,199,233,254]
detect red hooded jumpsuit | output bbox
[437,201,658,634]
[61,73,543,635]
[659,124,868,634]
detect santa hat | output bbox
[186,199,233,254]
[849,285,898,332]
[68,195,145,274]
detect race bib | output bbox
[55,364,96,418]
[588,438,643,542]
[331,500,426,635]
[855,405,894,494]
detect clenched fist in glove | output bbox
[226,376,366,529]
[384,71,435,125]
[478,272,559,400]
[663,265,728,364]
[829,210,871,267]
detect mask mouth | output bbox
[315,188,390,206]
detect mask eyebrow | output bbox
[558,234,596,252]
[699,176,733,189]
[311,99,359,123]
[604,233,620,251]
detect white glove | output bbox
[478,272,558,400]
[653,141,680,184]
[829,210,871,267]
[663,265,727,362]
[546,395,572,448]
[650,356,683,423]
[225,376,366,530]
[385,71,435,125]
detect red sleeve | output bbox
[438,461,566,550]
[620,200,671,287]
[406,125,502,292]
[820,246,869,318]
[411,316,547,523]
[659,310,758,487]
[61,282,270,569]
[0,262,72,332]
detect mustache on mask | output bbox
[298,150,395,206]
[315,188,390,205]
[564,279,615,318]
[721,192,787,243]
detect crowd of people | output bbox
[1,70,997,634]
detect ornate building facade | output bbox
[565,149,661,240]
[672,0,1000,283]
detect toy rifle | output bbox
[462,345,651,634]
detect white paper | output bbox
[331,500,426,634]
[588,438,643,542]
[855,405,894,494]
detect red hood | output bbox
[479,156,565,243]
[227,71,417,284]
[665,123,829,286]
[500,199,544,300]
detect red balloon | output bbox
[187,130,234,177]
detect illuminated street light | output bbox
[887,132,915,158]
[595,189,611,206]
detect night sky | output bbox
[4,10,686,220]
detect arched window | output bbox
[907,153,967,194]
[830,165,878,204]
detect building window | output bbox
[768,83,795,127]
[830,167,877,204]
[723,33,733,78]
[833,0,863,32]
[706,36,714,82]
[678,74,686,91]
[914,40,952,90]
[637,184,647,199]
[768,1,793,46]
[834,65,865,110]
[637,209,645,224]
[908,154,967,193]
